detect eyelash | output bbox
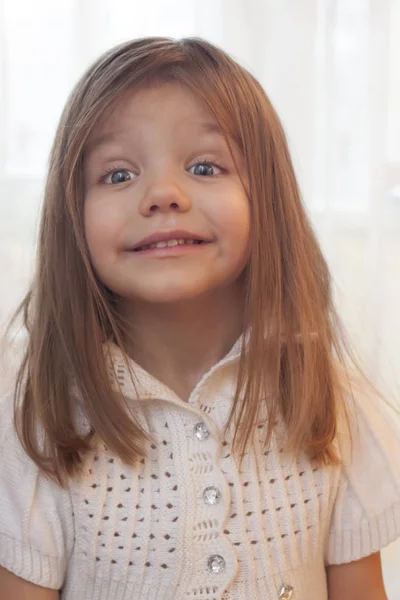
[190,160,226,176]
[99,159,226,184]
[100,164,134,183]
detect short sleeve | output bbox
[326,386,400,565]
[0,393,74,589]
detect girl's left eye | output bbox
[102,169,136,185]
[189,162,223,177]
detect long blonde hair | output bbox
[9,37,364,484]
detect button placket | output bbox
[194,422,222,508]
[188,413,235,591]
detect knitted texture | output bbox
[1,340,400,600]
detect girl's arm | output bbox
[326,552,388,600]
[0,566,59,599]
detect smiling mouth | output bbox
[133,238,207,252]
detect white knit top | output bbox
[1,339,400,600]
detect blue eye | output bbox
[103,169,136,185]
[189,163,222,177]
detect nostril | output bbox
[147,201,181,212]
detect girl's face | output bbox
[83,82,250,306]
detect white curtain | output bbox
[0,0,399,592]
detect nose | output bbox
[139,177,191,217]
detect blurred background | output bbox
[0,0,399,595]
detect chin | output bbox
[106,270,241,306]
[132,286,212,305]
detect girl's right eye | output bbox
[102,169,136,185]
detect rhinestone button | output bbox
[279,584,294,599]
[203,486,221,505]
[207,554,225,574]
[193,422,210,441]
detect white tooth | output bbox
[149,243,157,249]
[155,241,168,248]
[178,239,185,245]
[186,239,194,244]
[167,239,178,247]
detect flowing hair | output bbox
[7,37,371,485]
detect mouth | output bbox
[133,238,208,252]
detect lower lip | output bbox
[130,242,212,257]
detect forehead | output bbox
[86,82,224,152]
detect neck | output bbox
[119,285,244,401]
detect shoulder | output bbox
[0,392,74,590]
[0,391,27,469]
[337,383,400,503]
[0,391,16,438]
[0,391,43,477]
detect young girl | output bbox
[0,37,399,600]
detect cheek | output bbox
[214,191,251,251]
[84,195,124,260]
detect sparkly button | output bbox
[193,422,210,441]
[203,486,221,505]
[207,554,225,574]
[278,584,294,599]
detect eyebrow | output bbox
[85,121,224,157]
[199,122,223,135]
[85,130,127,157]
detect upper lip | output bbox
[132,230,213,250]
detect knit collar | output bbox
[104,334,245,405]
